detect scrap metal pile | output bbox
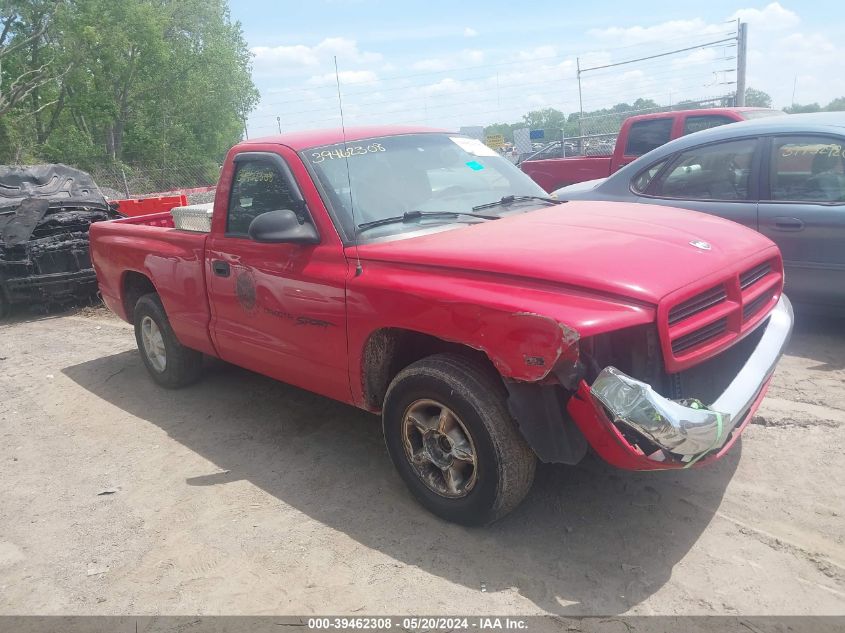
[0,165,120,317]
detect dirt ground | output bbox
[0,305,843,616]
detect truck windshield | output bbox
[304,133,549,239]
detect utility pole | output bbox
[735,21,748,106]
[576,56,584,138]
[242,117,249,140]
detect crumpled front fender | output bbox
[567,295,793,469]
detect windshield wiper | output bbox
[472,195,564,212]
[358,209,499,231]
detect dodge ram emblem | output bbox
[689,239,711,251]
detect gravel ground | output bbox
[0,306,842,615]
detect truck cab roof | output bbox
[242,126,447,152]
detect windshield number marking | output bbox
[311,143,386,163]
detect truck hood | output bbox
[354,201,778,305]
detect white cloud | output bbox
[579,5,843,110]
[412,49,485,72]
[248,5,845,136]
[670,47,718,70]
[307,70,379,87]
[418,77,465,96]
[252,37,381,72]
[526,93,549,107]
[588,18,723,45]
[516,45,558,61]
[252,43,319,67]
[730,3,800,30]
[412,58,450,72]
[465,50,484,64]
[745,30,844,107]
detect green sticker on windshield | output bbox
[466,160,485,171]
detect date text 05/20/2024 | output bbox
[307,617,529,630]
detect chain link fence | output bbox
[88,163,221,200]
[568,95,736,158]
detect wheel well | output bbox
[122,271,156,319]
[361,328,498,410]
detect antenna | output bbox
[334,56,363,277]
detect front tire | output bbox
[133,293,203,388]
[382,354,536,525]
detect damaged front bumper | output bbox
[567,295,793,470]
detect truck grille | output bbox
[668,284,727,325]
[671,318,728,354]
[740,262,772,289]
[742,293,770,320]
[660,256,782,372]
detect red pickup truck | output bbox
[521,107,783,192]
[90,126,793,525]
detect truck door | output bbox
[206,150,350,402]
[758,134,845,310]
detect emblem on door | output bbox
[689,239,712,251]
[235,270,257,312]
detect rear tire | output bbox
[133,293,202,388]
[382,353,536,525]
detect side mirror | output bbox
[248,209,319,244]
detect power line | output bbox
[253,31,738,105]
[578,37,737,73]
[249,30,743,134]
[249,74,737,132]
[250,61,735,121]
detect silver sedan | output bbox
[555,112,845,314]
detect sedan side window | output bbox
[631,159,668,193]
[649,139,757,201]
[768,136,845,203]
[227,160,301,236]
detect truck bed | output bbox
[89,212,216,355]
[521,156,612,192]
[117,211,177,227]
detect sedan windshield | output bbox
[304,133,550,239]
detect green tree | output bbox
[824,97,845,111]
[0,0,62,118]
[0,0,66,161]
[784,102,821,114]
[1,0,258,176]
[743,87,772,108]
[483,122,516,143]
[522,107,566,130]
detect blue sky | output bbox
[229,1,845,135]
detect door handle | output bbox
[772,217,804,231]
[212,260,231,277]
